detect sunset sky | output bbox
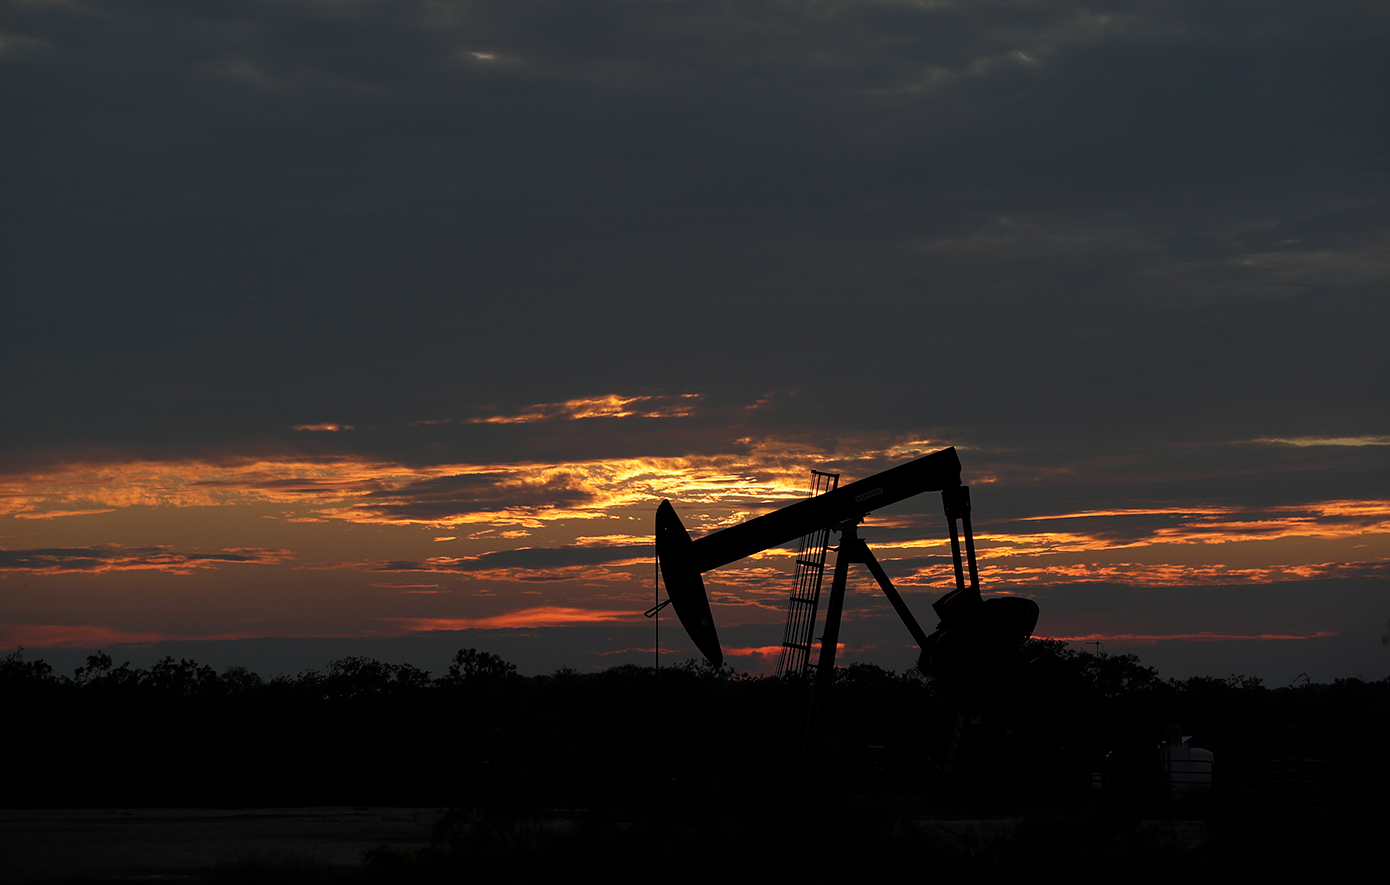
[3,0,1387,683]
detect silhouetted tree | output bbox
[1,647,54,686]
[323,656,432,698]
[219,665,264,693]
[1175,673,1264,691]
[667,657,752,682]
[145,656,219,696]
[72,650,114,684]
[0,644,1384,815]
[70,650,140,690]
[395,662,433,690]
[443,648,516,684]
[1024,638,1164,700]
[837,661,899,688]
[326,655,397,698]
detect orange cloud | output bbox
[723,644,786,659]
[463,393,703,424]
[0,428,968,532]
[5,438,1388,599]
[0,448,818,527]
[1256,436,1390,447]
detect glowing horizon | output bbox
[2,402,1386,681]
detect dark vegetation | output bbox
[4,643,1387,881]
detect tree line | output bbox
[2,643,1387,811]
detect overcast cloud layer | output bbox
[2,0,1387,679]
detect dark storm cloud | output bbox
[367,540,652,574]
[2,0,1386,466]
[280,400,768,468]
[788,436,1390,538]
[1029,577,1390,640]
[965,438,1390,521]
[353,470,596,520]
[0,545,288,574]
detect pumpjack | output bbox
[654,446,1042,759]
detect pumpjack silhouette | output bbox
[654,447,1060,768]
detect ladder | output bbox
[774,469,840,684]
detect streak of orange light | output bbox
[0,624,273,648]
[722,645,786,659]
[1014,506,1238,521]
[384,607,640,630]
[965,559,1390,586]
[1039,631,1340,644]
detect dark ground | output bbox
[0,808,441,883]
[4,648,1387,881]
[3,800,1377,884]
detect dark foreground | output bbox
[0,807,439,883]
[3,799,1380,883]
[4,646,1387,880]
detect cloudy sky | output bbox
[3,0,1387,682]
